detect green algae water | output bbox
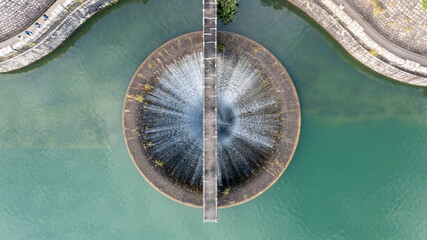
[0,0,426,239]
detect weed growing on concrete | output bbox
[373,5,384,15]
[154,160,164,167]
[369,49,379,57]
[218,44,226,53]
[370,0,384,16]
[135,95,144,103]
[387,22,398,29]
[403,27,413,33]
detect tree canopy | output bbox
[218,0,239,25]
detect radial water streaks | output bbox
[141,53,284,189]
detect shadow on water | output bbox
[3,0,149,74]
[260,0,288,10]
[260,0,425,89]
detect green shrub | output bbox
[218,44,226,52]
[218,0,239,25]
[422,0,427,10]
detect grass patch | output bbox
[422,0,427,10]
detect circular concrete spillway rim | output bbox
[123,31,301,208]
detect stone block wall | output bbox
[0,0,115,72]
[288,0,427,86]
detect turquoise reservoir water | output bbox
[0,0,426,239]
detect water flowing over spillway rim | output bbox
[123,31,301,208]
[141,53,285,189]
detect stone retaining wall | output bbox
[1,0,426,86]
[288,0,427,86]
[349,0,427,55]
[0,0,115,72]
[0,0,56,42]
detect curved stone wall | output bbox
[123,31,301,208]
[0,0,115,72]
[348,0,427,55]
[1,0,425,87]
[288,0,427,86]
[0,0,55,42]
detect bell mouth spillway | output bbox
[123,31,301,208]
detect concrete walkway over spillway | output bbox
[202,0,218,223]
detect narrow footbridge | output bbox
[202,0,218,223]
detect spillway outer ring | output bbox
[123,31,301,208]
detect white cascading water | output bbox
[140,52,284,189]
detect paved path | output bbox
[0,0,54,42]
[202,0,218,223]
[0,0,114,72]
[0,0,86,49]
[332,0,427,66]
[347,0,427,55]
[0,0,73,49]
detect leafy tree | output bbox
[218,0,239,25]
[422,0,427,10]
